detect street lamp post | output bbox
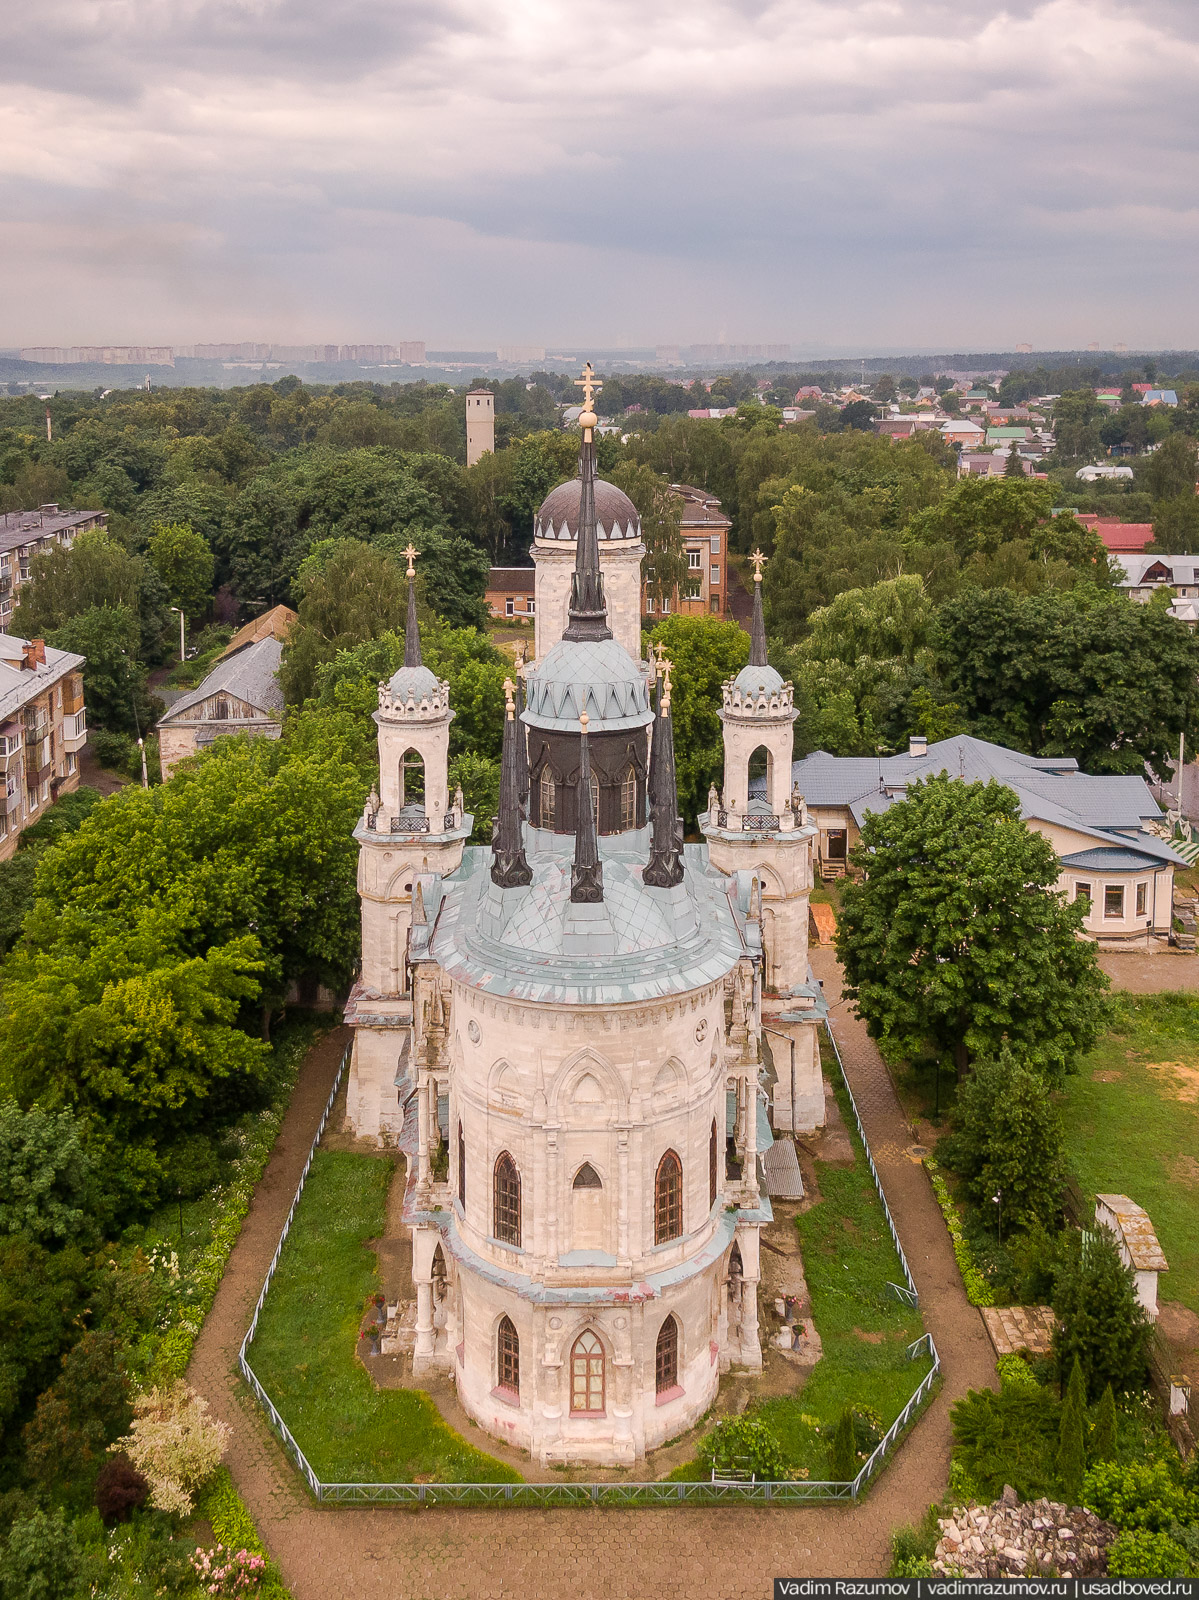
[992,1189,1003,1245]
[137,737,148,789]
[170,607,185,662]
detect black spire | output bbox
[491,678,532,888]
[403,543,422,668]
[562,366,612,643]
[749,548,768,668]
[643,661,685,888]
[514,647,530,810]
[570,711,603,903]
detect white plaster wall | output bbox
[451,1235,727,1463]
[704,830,814,996]
[449,980,728,1276]
[720,714,797,814]
[532,538,645,662]
[158,725,197,780]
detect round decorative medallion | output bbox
[548,1317,562,1330]
[467,1020,481,1044]
[614,1315,628,1329]
[695,1018,709,1042]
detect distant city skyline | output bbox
[3,0,1196,352]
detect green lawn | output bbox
[1061,992,1199,1315]
[246,1148,518,1485]
[673,1072,931,1482]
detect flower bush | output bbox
[926,1158,994,1306]
[191,1543,268,1595]
[698,1416,788,1481]
[112,1381,231,1516]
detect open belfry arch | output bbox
[343,367,824,1465]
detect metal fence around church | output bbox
[238,1023,940,1506]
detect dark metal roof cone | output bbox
[643,660,685,888]
[570,711,604,903]
[492,679,532,887]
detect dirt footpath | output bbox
[189,962,996,1600]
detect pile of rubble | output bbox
[932,1487,1116,1577]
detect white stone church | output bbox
[343,372,823,1466]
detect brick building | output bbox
[643,484,730,620]
[0,633,87,860]
[484,569,536,621]
[0,505,108,632]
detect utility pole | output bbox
[170,607,185,661]
[137,737,148,789]
[45,407,52,442]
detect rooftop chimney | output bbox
[22,639,46,670]
[909,733,928,758]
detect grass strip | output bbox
[247,1147,519,1485]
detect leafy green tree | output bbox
[0,1508,81,1600]
[933,586,1199,780]
[13,531,142,632]
[644,615,748,822]
[45,605,157,734]
[608,462,687,610]
[873,375,897,404]
[23,1331,131,1505]
[939,1049,1067,1231]
[836,776,1108,1077]
[1140,432,1197,502]
[839,399,879,431]
[1004,443,1025,478]
[1057,1356,1086,1503]
[1150,494,1199,553]
[1053,1225,1151,1399]
[801,575,934,665]
[448,752,501,843]
[1051,390,1104,460]
[904,476,1054,561]
[281,542,408,703]
[0,1239,92,1443]
[146,520,215,618]
[0,1101,91,1244]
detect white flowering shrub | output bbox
[113,1381,231,1516]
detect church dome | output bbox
[733,661,784,697]
[535,478,641,542]
[523,636,652,733]
[386,662,441,701]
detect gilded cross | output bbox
[653,639,667,674]
[575,363,602,411]
[503,676,516,717]
[403,543,419,577]
[661,660,673,712]
[750,548,766,583]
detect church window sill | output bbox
[491,1385,520,1407]
[486,1235,525,1255]
[654,1384,685,1407]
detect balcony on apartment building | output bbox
[61,709,88,753]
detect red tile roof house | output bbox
[1075,515,1156,553]
[485,567,536,619]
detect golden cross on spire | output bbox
[750,549,766,583]
[403,543,419,577]
[575,362,601,412]
[653,639,667,675]
[661,659,673,712]
[503,676,516,718]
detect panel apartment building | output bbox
[0,505,108,631]
[0,634,87,859]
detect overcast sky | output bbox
[2,0,1197,352]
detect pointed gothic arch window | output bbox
[654,1149,683,1244]
[570,1330,605,1414]
[572,1161,602,1189]
[497,1315,519,1395]
[458,1120,466,1209]
[620,765,636,829]
[539,767,556,828]
[655,1315,679,1394]
[493,1151,521,1246]
[710,1119,718,1207]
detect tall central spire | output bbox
[403,542,422,668]
[562,364,612,644]
[748,547,768,668]
[644,659,685,888]
[570,711,604,903]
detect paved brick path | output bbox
[189,967,996,1599]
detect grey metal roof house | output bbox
[155,635,285,779]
